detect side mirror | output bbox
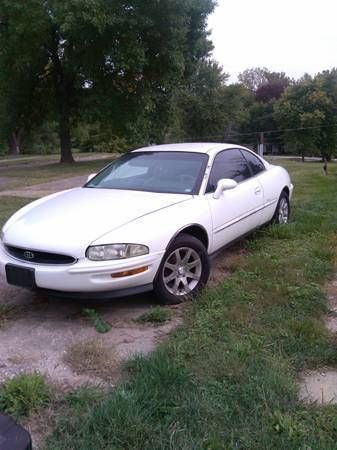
[213,178,238,199]
[87,173,97,183]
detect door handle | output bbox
[254,187,262,195]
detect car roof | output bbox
[132,142,249,156]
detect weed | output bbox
[135,306,173,325]
[0,373,50,418]
[82,308,112,333]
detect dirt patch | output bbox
[299,369,337,404]
[209,243,247,286]
[0,274,183,389]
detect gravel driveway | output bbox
[0,274,183,387]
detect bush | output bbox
[0,373,50,417]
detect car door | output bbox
[206,148,264,252]
[240,149,275,224]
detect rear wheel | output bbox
[273,191,290,224]
[154,234,210,305]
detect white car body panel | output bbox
[3,188,190,257]
[206,176,264,251]
[0,143,293,296]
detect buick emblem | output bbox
[24,251,35,260]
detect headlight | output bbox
[86,244,149,261]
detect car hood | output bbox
[3,188,191,256]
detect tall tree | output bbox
[176,61,254,141]
[0,0,215,162]
[238,67,291,151]
[274,75,331,160]
[238,67,290,96]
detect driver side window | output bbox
[206,149,251,192]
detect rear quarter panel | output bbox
[260,165,292,223]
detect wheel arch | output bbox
[167,224,209,251]
[281,186,290,197]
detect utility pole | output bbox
[258,131,264,156]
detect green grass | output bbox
[135,306,174,325]
[0,156,114,191]
[44,160,337,449]
[1,160,336,447]
[0,197,33,226]
[0,373,51,418]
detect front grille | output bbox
[5,245,76,265]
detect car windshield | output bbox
[85,151,208,195]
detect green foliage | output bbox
[238,67,290,94]
[26,122,60,155]
[73,123,128,153]
[0,373,50,418]
[82,308,112,333]
[0,0,216,159]
[135,307,173,325]
[177,61,254,141]
[274,71,337,159]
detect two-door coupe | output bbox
[0,143,293,304]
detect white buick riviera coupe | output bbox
[0,143,293,304]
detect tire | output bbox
[154,233,210,305]
[272,191,290,224]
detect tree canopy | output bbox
[0,3,337,161]
[0,0,215,161]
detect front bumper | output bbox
[0,244,164,294]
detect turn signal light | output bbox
[111,266,148,278]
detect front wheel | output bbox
[154,234,210,305]
[273,191,290,224]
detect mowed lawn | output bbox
[1,159,337,449]
[0,153,114,191]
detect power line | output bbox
[226,123,337,138]
[180,122,337,144]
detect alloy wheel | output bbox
[278,197,289,224]
[162,247,202,296]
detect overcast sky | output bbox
[208,0,337,82]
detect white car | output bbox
[0,143,293,304]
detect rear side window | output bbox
[240,150,265,176]
[206,149,251,192]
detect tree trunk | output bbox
[8,129,24,155]
[48,26,75,164]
